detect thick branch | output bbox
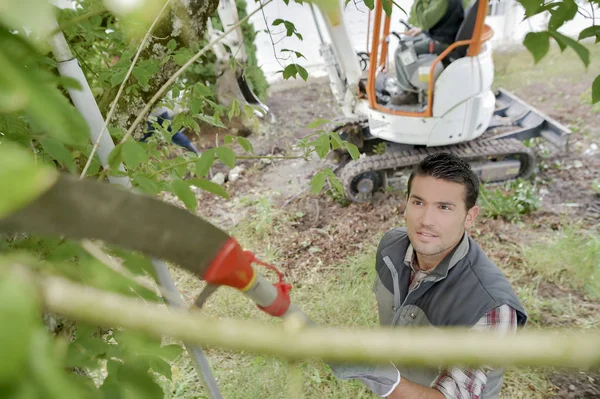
[0,174,228,277]
[35,270,600,369]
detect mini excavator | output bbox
[214,0,571,202]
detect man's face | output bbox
[404,175,479,259]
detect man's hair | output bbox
[406,152,480,209]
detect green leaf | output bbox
[518,0,543,17]
[345,142,360,160]
[55,76,82,91]
[326,171,344,195]
[173,48,194,66]
[0,270,39,384]
[197,114,226,128]
[40,137,76,172]
[329,132,344,150]
[132,66,152,88]
[272,18,285,26]
[108,168,128,177]
[243,104,256,119]
[282,64,298,80]
[147,356,172,379]
[110,68,128,87]
[117,360,164,399]
[237,137,254,153]
[171,180,197,213]
[0,141,58,218]
[121,140,149,168]
[549,31,590,66]
[189,179,230,199]
[283,21,296,37]
[0,0,55,49]
[281,49,306,59]
[193,82,213,97]
[364,0,374,9]
[306,118,330,129]
[228,98,240,121]
[523,31,550,63]
[592,74,600,104]
[311,171,327,194]
[0,48,89,145]
[216,147,236,168]
[579,25,600,42]
[157,344,184,361]
[548,0,577,31]
[29,330,88,399]
[132,174,161,194]
[194,149,215,177]
[296,64,309,81]
[0,114,31,146]
[189,97,203,115]
[107,143,124,170]
[167,39,177,51]
[113,249,156,277]
[314,133,331,158]
[66,325,110,369]
[382,0,392,16]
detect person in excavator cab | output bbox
[390,0,466,105]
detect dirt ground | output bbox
[176,48,600,398]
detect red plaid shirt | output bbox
[406,247,518,398]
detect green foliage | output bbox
[517,0,599,102]
[478,179,541,222]
[0,142,58,218]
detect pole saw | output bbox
[0,171,398,395]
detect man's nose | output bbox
[419,205,435,226]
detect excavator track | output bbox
[338,138,535,203]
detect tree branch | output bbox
[31,269,600,369]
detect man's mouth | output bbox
[417,231,438,238]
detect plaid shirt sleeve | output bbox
[431,304,518,399]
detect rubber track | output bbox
[339,138,535,202]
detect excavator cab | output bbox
[383,0,482,109]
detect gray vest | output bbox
[373,228,527,398]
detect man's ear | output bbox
[464,205,479,229]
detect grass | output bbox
[492,42,600,92]
[523,225,600,300]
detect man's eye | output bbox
[413,200,422,206]
[440,205,450,211]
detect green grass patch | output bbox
[492,42,600,91]
[478,179,541,222]
[523,226,600,300]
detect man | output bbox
[390,0,465,105]
[405,0,465,47]
[335,152,527,398]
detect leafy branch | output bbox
[18,265,600,369]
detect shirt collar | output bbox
[404,232,470,276]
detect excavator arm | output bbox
[209,0,271,119]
